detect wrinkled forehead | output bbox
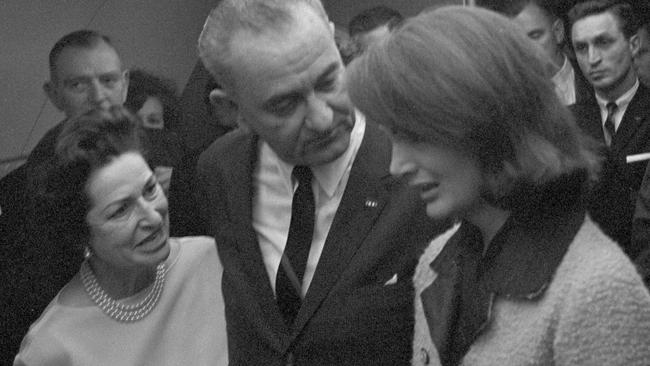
[52,42,122,82]
[225,4,336,88]
[572,11,624,41]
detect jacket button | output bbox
[420,348,430,365]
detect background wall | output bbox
[0,0,216,176]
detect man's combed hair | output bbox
[348,6,600,209]
[197,0,329,91]
[568,0,640,39]
[48,29,114,81]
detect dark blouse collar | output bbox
[451,200,584,299]
[423,173,588,366]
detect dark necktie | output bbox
[276,165,315,325]
[604,102,618,144]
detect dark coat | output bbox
[570,83,650,260]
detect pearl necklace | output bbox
[80,260,166,322]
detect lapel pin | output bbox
[365,199,378,208]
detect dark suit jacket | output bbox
[1,121,74,359]
[570,83,650,260]
[196,121,447,365]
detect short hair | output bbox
[48,29,115,82]
[28,106,144,257]
[568,0,640,39]
[198,0,329,91]
[347,6,403,38]
[125,69,180,130]
[347,6,599,210]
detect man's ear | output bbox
[43,81,64,112]
[552,18,565,46]
[209,88,235,108]
[630,33,641,57]
[329,21,335,36]
[120,69,130,104]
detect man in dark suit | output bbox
[195,0,444,364]
[567,0,649,261]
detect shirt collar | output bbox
[551,55,573,87]
[595,78,639,112]
[259,110,366,197]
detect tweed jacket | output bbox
[413,215,650,366]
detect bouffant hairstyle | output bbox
[29,106,144,255]
[347,6,599,210]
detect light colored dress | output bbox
[14,236,228,366]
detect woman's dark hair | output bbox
[124,69,180,130]
[28,106,144,258]
[348,6,600,210]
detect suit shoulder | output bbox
[197,129,251,170]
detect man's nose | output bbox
[88,80,110,109]
[305,95,333,132]
[587,46,601,65]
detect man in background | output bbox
[32,30,129,164]
[0,29,129,358]
[348,6,403,58]
[568,0,650,264]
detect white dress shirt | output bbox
[252,112,366,298]
[551,55,577,106]
[596,79,639,145]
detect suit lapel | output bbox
[612,84,650,153]
[291,122,392,334]
[421,244,461,360]
[224,133,291,348]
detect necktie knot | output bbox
[293,165,312,186]
[604,102,618,143]
[606,102,618,116]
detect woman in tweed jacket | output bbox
[347,5,650,366]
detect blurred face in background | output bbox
[512,2,565,68]
[352,24,391,55]
[137,96,165,129]
[45,41,129,119]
